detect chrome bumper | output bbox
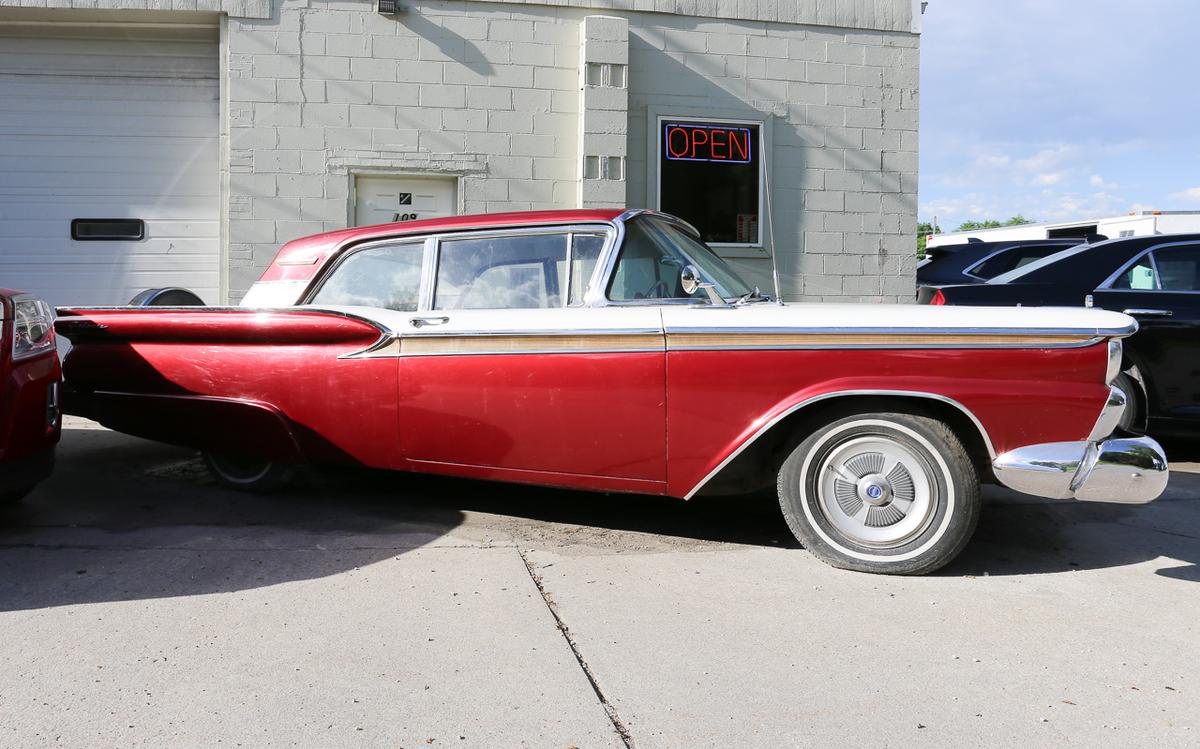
[991,384,1168,504]
[992,437,1168,504]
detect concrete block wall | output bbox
[577,15,628,208]
[225,0,588,298]
[223,0,918,302]
[625,18,920,302]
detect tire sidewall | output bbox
[203,452,298,493]
[779,413,979,574]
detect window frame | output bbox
[1098,240,1200,294]
[652,113,767,254]
[302,236,431,310]
[601,215,753,307]
[302,224,617,313]
[429,226,613,312]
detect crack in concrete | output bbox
[517,547,635,749]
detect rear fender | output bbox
[85,392,302,462]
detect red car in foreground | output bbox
[1,289,61,503]
[55,209,1168,574]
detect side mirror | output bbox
[680,265,725,305]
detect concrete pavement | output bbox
[0,418,1197,747]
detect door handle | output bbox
[1123,308,1174,317]
[409,316,450,328]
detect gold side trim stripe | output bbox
[344,331,1101,358]
[402,333,665,356]
[666,333,1099,348]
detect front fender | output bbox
[665,353,1112,499]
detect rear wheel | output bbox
[203,451,299,493]
[777,412,980,575]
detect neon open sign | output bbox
[663,123,753,164]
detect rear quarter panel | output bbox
[57,309,398,468]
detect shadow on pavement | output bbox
[1,426,1197,613]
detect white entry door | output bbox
[0,24,220,307]
[354,175,457,227]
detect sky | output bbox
[918,0,1200,230]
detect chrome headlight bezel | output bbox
[1106,339,1122,385]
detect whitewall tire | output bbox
[777,413,980,575]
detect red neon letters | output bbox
[663,123,752,163]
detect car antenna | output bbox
[763,155,784,304]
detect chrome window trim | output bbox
[1097,239,1200,292]
[683,390,997,500]
[428,223,617,312]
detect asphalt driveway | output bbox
[0,418,1197,747]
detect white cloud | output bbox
[973,154,1011,169]
[1033,172,1064,186]
[1169,187,1200,204]
[1015,145,1078,173]
[1090,175,1118,190]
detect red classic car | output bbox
[55,209,1168,574]
[1,289,61,503]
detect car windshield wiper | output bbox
[734,287,770,305]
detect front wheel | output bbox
[203,451,299,493]
[777,412,980,575]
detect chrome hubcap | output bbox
[817,436,937,548]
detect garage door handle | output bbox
[409,316,450,328]
[1123,308,1173,317]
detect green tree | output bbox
[917,221,940,257]
[954,215,1036,232]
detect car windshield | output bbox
[608,216,755,302]
[986,244,1092,284]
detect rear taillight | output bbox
[929,289,946,306]
[12,296,55,360]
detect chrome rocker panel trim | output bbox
[992,436,1168,504]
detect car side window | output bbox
[1111,257,1160,291]
[434,233,569,310]
[971,245,1066,280]
[607,218,751,301]
[309,241,424,311]
[1152,245,1200,291]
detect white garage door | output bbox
[0,24,220,307]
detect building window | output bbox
[657,118,762,247]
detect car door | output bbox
[397,228,668,484]
[1091,241,1200,422]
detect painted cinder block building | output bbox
[0,0,921,306]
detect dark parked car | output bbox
[920,234,1200,438]
[918,238,1083,290]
